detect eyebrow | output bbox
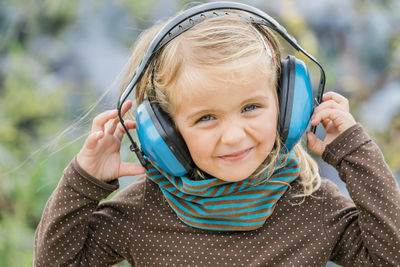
[242,95,270,104]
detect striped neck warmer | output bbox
[146,151,300,231]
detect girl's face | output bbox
[173,64,278,182]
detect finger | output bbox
[118,162,146,177]
[311,108,355,132]
[311,108,343,126]
[114,120,136,140]
[114,128,124,141]
[322,92,349,111]
[321,118,331,128]
[105,118,119,135]
[85,131,104,150]
[324,120,336,132]
[314,99,347,115]
[92,110,118,132]
[306,131,326,156]
[120,100,133,118]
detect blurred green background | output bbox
[0,0,399,266]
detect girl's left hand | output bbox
[306,92,357,156]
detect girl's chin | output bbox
[206,169,255,182]
[217,176,249,182]
[194,160,261,181]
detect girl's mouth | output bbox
[218,148,252,162]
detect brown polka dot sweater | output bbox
[34,124,400,266]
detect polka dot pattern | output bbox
[322,124,400,266]
[34,124,400,266]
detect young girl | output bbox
[34,3,400,267]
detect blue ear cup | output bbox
[135,100,193,176]
[278,55,314,151]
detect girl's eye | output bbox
[243,104,258,112]
[198,115,214,122]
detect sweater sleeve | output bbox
[33,157,144,266]
[321,123,400,266]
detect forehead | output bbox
[171,56,276,110]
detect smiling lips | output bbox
[218,148,253,162]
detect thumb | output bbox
[118,162,147,177]
[306,131,326,156]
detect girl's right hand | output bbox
[306,92,356,156]
[76,100,146,181]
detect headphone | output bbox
[118,1,326,176]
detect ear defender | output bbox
[135,55,314,176]
[135,99,193,176]
[120,3,325,176]
[278,55,314,152]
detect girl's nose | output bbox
[220,122,246,145]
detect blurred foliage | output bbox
[0,49,64,156]
[120,0,158,23]
[0,0,88,266]
[374,113,400,169]
[0,0,399,266]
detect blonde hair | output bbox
[120,12,321,199]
